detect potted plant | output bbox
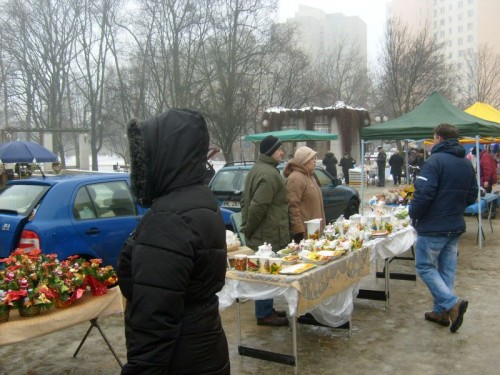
[0,281,10,323]
[45,256,86,308]
[0,249,55,316]
[82,259,118,296]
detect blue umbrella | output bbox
[0,140,57,163]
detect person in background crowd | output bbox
[472,146,497,219]
[410,124,477,333]
[417,148,426,168]
[408,147,418,166]
[466,147,477,171]
[322,151,338,179]
[376,146,387,187]
[338,153,356,185]
[284,146,325,243]
[472,146,497,194]
[389,150,404,185]
[241,135,290,327]
[119,109,230,374]
[492,143,499,164]
[204,161,215,185]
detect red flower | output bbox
[4,289,28,304]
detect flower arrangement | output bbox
[45,255,86,305]
[0,249,118,319]
[370,184,415,206]
[0,249,56,311]
[81,259,118,296]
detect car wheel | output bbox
[344,198,359,218]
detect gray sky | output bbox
[278,0,389,61]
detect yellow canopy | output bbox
[424,137,500,145]
[465,102,500,124]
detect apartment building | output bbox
[285,5,368,67]
[388,0,500,76]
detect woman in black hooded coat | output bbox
[119,109,230,374]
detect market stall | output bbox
[0,286,123,366]
[360,91,500,248]
[218,247,370,372]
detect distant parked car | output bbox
[209,162,360,228]
[0,173,148,267]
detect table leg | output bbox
[384,259,390,309]
[73,318,123,368]
[487,201,494,233]
[236,298,242,347]
[236,299,296,367]
[292,316,298,375]
[475,215,486,244]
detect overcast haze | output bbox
[278,0,389,61]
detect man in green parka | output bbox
[241,135,290,326]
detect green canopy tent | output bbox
[245,129,338,142]
[360,91,499,248]
[361,92,500,141]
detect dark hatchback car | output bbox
[209,162,360,228]
[0,173,148,267]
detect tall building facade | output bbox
[282,6,369,162]
[388,0,500,76]
[286,5,368,68]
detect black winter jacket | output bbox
[409,139,478,235]
[119,109,230,374]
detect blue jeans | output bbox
[255,299,273,319]
[415,235,460,313]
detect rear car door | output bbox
[71,180,141,267]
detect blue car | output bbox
[209,162,360,228]
[0,173,148,267]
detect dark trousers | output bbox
[343,169,350,184]
[377,163,385,186]
[393,172,402,185]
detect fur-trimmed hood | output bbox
[127,109,209,207]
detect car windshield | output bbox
[210,169,248,192]
[0,184,49,215]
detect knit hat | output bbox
[294,146,317,165]
[260,135,282,156]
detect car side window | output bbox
[73,181,136,220]
[107,182,136,217]
[73,188,97,220]
[314,169,334,187]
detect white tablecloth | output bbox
[365,226,416,261]
[219,247,371,326]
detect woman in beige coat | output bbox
[284,146,325,242]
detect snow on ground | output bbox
[65,155,226,173]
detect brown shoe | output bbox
[257,314,289,327]
[273,308,286,318]
[424,311,450,327]
[448,299,468,333]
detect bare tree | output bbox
[1,0,81,163]
[72,0,120,170]
[316,35,370,108]
[260,23,318,110]
[198,0,279,162]
[460,45,500,108]
[374,19,455,118]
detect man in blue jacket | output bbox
[409,124,478,333]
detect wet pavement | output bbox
[1,185,499,375]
